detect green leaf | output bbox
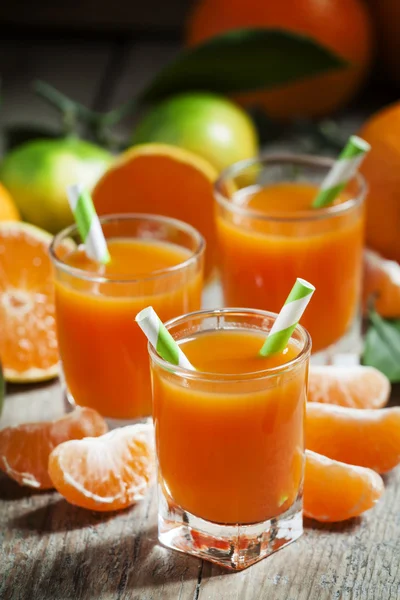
[140,28,348,103]
[362,310,400,382]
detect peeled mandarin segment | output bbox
[308,365,390,409]
[363,249,400,318]
[0,222,59,382]
[48,424,155,512]
[0,408,108,489]
[304,450,384,522]
[306,403,400,473]
[92,144,218,277]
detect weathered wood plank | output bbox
[1,383,399,599]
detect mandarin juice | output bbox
[152,327,307,525]
[216,177,365,354]
[52,216,204,421]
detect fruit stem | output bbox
[33,80,101,131]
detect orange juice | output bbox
[152,326,308,525]
[216,181,365,353]
[52,215,204,421]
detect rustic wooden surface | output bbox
[1,36,400,600]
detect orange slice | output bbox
[92,143,218,277]
[48,424,155,511]
[0,407,108,489]
[304,450,384,522]
[0,221,59,382]
[308,365,390,409]
[306,403,400,473]
[363,248,400,318]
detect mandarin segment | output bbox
[48,424,155,511]
[0,222,59,382]
[308,365,390,409]
[306,403,400,473]
[363,249,400,318]
[304,450,384,522]
[0,408,108,489]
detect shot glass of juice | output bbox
[215,154,366,359]
[149,308,311,570]
[50,214,204,425]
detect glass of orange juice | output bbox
[50,214,204,426]
[149,308,311,570]
[215,154,366,361]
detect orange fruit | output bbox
[304,450,384,522]
[308,365,390,409]
[92,143,218,277]
[48,424,155,511]
[186,0,373,120]
[306,403,400,473]
[358,102,400,263]
[0,407,108,489]
[0,221,59,382]
[0,182,20,221]
[363,249,400,318]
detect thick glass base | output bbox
[158,485,303,571]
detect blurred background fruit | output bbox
[0,138,112,234]
[358,102,400,263]
[93,143,218,276]
[0,182,20,221]
[132,92,259,173]
[186,0,374,120]
[366,0,400,86]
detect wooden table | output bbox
[1,34,400,599]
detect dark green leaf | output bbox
[140,28,348,103]
[362,310,400,382]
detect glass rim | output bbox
[148,307,312,382]
[214,152,367,223]
[49,213,205,284]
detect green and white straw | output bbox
[312,135,371,209]
[259,278,315,357]
[135,306,194,370]
[67,183,110,264]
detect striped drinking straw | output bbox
[135,306,195,370]
[66,183,110,264]
[312,135,371,209]
[259,278,315,356]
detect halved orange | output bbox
[92,143,218,276]
[304,450,384,522]
[48,423,155,511]
[308,365,390,409]
[0,407,108,489]
[0,221,59,382]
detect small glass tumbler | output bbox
[214,153,366,361]
[149,308,311,570]
[50,214,204,426]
